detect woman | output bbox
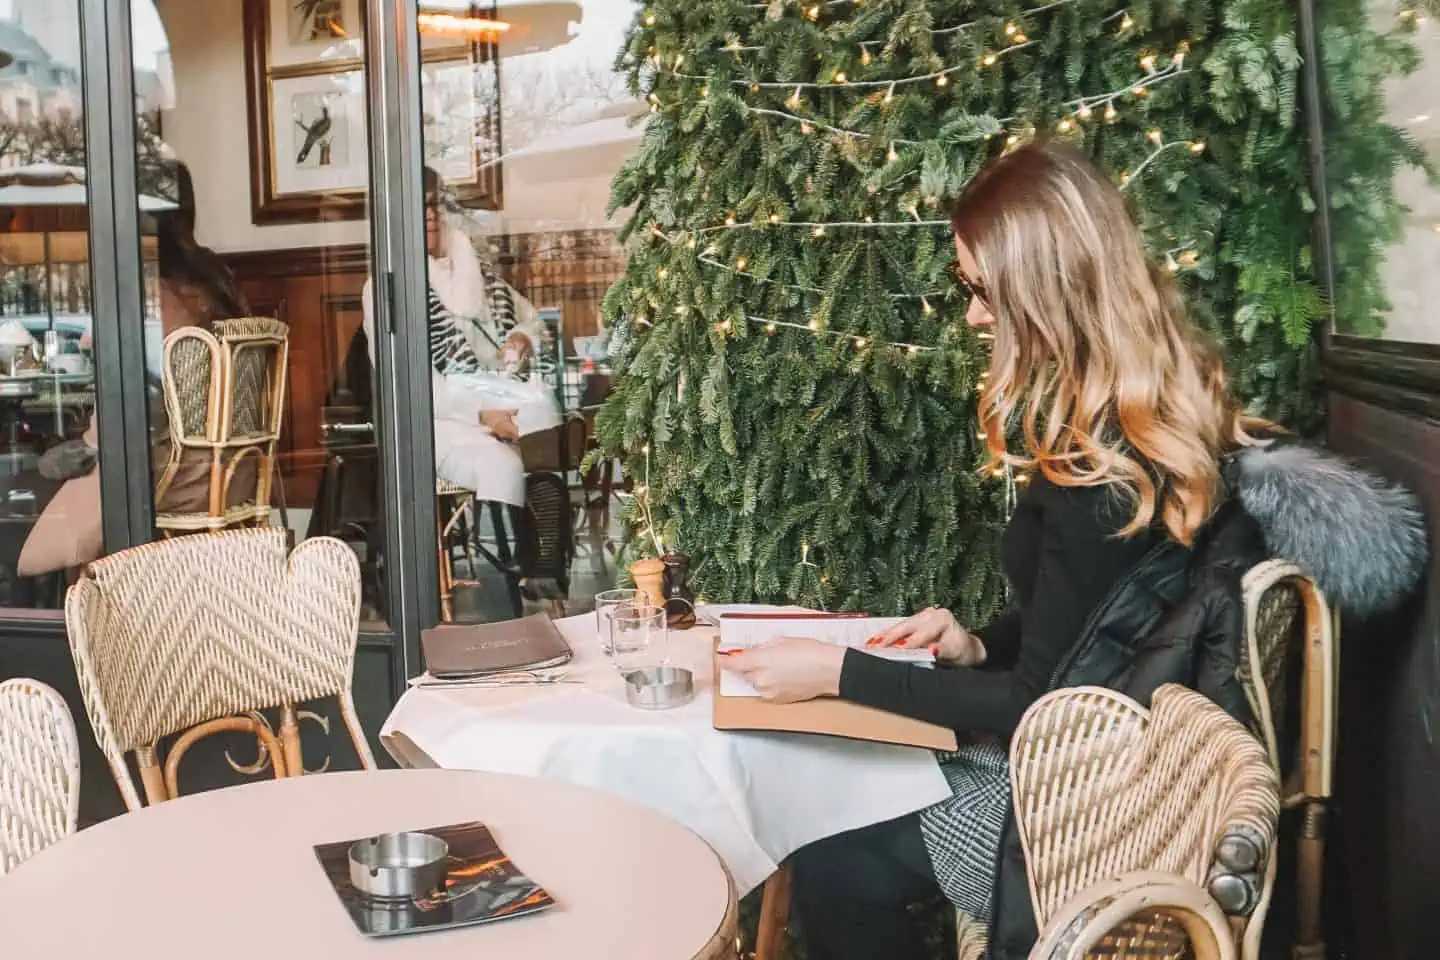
[361,167,537,506]
[725,140,1425,959]
[155,161,249,335]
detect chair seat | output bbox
[156,503,271,531]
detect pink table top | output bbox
[0,769,736,959]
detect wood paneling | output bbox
[1326,391,1440,959]
[223,244,369,508]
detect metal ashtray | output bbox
[348,832,450,901]
[622,666,695,710]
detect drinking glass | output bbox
[609,603,667,674]
[594,588,639,655]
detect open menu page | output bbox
[717,614,935,697]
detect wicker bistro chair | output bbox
[155,318,290,535]
[0,679,80,875]
[1235,561,1337,960]
[64,530,375,810]
[995,684,1280,960]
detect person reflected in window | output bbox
[154,160,248,336]
[148,160,250,516]
[361,167,530,507]
[418,166,542,373]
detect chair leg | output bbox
[1292,802,1327,960]
[279,704,304,779]
[756,860,793,960]
[437,504,455,622]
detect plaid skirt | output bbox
[918,741,1012,922]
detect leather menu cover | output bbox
[421,613,572,678]
[711,639,958,752]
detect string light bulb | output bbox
[936,74,949,87]
[887,142,899,162]
[1104,104,1118,122]
[800,122,813,134]
[1014,32,1028,43]
[883,82,896,103]
[1146,128,1163,144]
[1140,53,1157,72]
[861,49,872,65]
[806,4,820,19]
[922,297,935,315]
[766,321,778,333]
[808,318,820,330]
[725,214,737,226]
[982,52,998,66]
[700,85,709,97]
[1165,252,1179,272]
[644,10,656,25]
[787,86,803,108]
[1189,140,1206,154]
[1057,117,1075,132]
[813,225,826,237]
[1077,104,1093,119]
[735,255,748,270]
[1119,12,1134,31]
[834,71,848,84]
[854,337,868,349]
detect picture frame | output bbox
[420,51,503,210]
[243,0,503,224]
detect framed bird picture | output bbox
[243,0,370,224]
[243,0,501,224]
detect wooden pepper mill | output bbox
[629,558,666,609]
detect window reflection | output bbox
[131,0,387,624]
[0,2,102,610]
[414,0,633,622]
[1332,0,1440,342]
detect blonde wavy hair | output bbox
[949,140,1266,545]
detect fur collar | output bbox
[1228,442,1428,617]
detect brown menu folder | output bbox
[709,623,957,751]
[421,613,572,678]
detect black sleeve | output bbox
[839,485,1146,737]
[975,608,1023,671]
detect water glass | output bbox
[594,588,639,655]
[609,603,667,674]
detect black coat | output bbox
[985,442,1428,959]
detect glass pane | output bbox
[1328,0,1440,341]
[0,1,102,612]
[411,1,630,623]
[130,0,388,625]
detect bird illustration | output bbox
[294,0,346,40]
[295,105,333,165]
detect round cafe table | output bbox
[0,769,738,960]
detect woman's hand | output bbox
[723,637,847,704]
[502,332,533,366]
[870,607,986,667]
[479,408,519,441]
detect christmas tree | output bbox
[595,0,1426,619]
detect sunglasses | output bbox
[947,261,991,309]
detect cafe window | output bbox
[411,0,634,623]
[1329,0,1440,343]
[0,2,105,613]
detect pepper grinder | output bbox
[629,558,666,609]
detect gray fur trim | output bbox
[1233,443,1428,617]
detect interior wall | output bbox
[154,0,369,255]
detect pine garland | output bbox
[595,0,1424,618]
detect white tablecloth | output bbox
[381,611,952,896]
[448,372,562,437]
